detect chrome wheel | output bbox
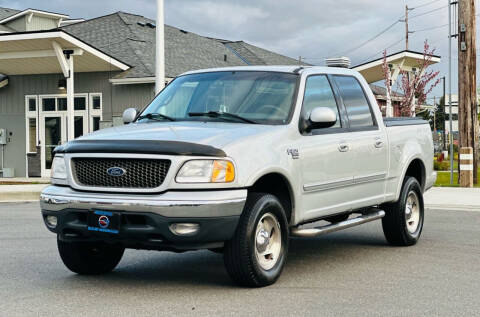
[255,213,282,271]
[405,191,420,234]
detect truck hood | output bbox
[79,121,284,150]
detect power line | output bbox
[357,37,405,65]
[410,5,448,19]
[331,19,402,57]
[411,0,442,10]
[414,23,449,33]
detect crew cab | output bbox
[40,66,436,287]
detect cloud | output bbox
[1,0,475,97]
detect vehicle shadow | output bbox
[63,229,389,288]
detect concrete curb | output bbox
[425,205,480,212]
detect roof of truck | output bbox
[181,65,359,76]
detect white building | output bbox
[444,94,480,138]
[444,94,458,135]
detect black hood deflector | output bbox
[54,140,226,157]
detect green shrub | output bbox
[434,160,449,171]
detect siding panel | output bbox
[0,71,153,176]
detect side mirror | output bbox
[122,108,138,124]
[306,107,337,131]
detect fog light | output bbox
[169,223,200,236]
[46,215,57,228]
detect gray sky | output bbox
[2,0,477,99]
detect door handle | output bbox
[374,137,384,148]
[338,143,349,152]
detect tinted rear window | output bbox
[333,76,374,128]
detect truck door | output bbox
[331,75,388,209]
[298,75,356,221]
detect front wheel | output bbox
[57,237,125,275]
[381,176,424,246]
[224,193,289,287]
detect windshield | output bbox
[139,71,298,125]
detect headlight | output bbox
[51,156,67,184]
[176,160,235,183]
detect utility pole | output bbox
[457,0,478,187]
[434,96,437,133]
[298,56,302,65]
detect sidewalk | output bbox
[0,184,48,202]
[0,184,480,211]
[0,177,50,185]
[424,187,480,211]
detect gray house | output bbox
[0,7,302,178]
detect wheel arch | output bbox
[248,172,295,224]
[395,157,426,200]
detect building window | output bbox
[28,98,37,112]
[57,98,67,111]
[74,116,84,138]
[448,114,458,121]
[28,118,37,153]
[74,97,86,110]
[42,98,56,111]
[92,116,100,131]
[92,95,101,110]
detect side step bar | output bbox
[291,209,385,238]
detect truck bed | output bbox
[383,117,429,127]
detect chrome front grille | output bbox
[71,157,171,189]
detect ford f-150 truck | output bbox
[40,66,435,287]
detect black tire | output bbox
[208,247,224,254]
[324,213,350,223]
[224,193,289,287]
[57,236,125,275]
[381,176,424,246]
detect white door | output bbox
[40,114,66,177]
[298,75,356,221]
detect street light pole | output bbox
[155,0,165,94]
[442,76,446,150]
[448,0,454,185]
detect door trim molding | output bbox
[353,172,387,185]
[303,177,354,192]
[303,172,387,193]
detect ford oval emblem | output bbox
[107,167,126,177]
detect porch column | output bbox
[66,55,74,141]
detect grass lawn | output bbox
[435,171,480,187]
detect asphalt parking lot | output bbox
[1,202,479,316]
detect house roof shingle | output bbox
[369,84,404,98]
[61,12,303,79]
[0,7,20,21]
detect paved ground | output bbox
[424,187,480,211]
[1,203,479,316]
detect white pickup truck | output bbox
[40,66,435,287]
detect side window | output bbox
[303,75,341,128]
[333,76,374,128]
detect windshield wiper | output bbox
[137,112,175,122]
[188,111,257,124]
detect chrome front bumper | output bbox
[40,185,247,218]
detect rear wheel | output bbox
[224,193,289,287]
[57,236,124,275]
[381,176,424,246]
